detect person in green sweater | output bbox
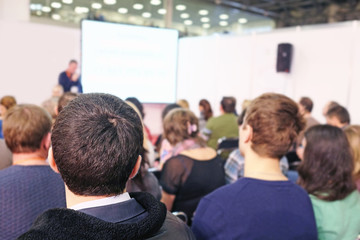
[202,97,238,150]
[298,125,360,240]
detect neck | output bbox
[244,150,287,181]
[12,151,48,166]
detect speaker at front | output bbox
[276,43,293,73]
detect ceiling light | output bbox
[118,8,128,14]
[199,9,209,15]
[75,6,89,14]
[142,12,151,18]
[238,18,248,24]
[51,2,62,8]
[180,13,189,19]
[176,5,186,11]
[219,21,228,26]
[104,0,116,5]
[52,14,61,20]
[200,17,210,23]
[158,9,166,15]
[62,0,73,4]
[133,3,144,10]
[219,14,229,20]
[30,4,42,11]
[184,20,192,25]
[92,3,102,9]
[150,0,161,6]
[42,6,51,12]
[203,23,210,29]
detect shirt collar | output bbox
[70,192,131,211]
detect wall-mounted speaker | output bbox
[276,43,293,73]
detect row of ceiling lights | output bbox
[30,0,248,28]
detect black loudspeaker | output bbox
[276,43,293,73]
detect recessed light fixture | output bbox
[219,14,229,20]
[75,6,89,14]
[184,20,192,25]
[198,9,208,15]
[180,13,189,19]
[133,3,144,10]
[62,0,73,4]
[219,21,228,26]
[52,14,61,20]
[176,5,186,11]
[238,18,248,24]
[30,4,42,11]
[158,9,167,15]
[203,23,210,29]
[142,12,151,18]
[104,0,116,5]
[150,0,161,6]
[200,17,210,23]
[42,6,51,12]
[51,2,62,9]
[118,8,128,14]
[92,3,102,9]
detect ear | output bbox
[129,155,142,179]
[41,132,52,151]
[48,147,60,173]
[54,105,59,116]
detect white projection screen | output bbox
[81,20,179,103]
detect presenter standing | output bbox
[58,60,83,93]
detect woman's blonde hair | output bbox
[344,125,360,178]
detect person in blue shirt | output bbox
[192,93,318,240]
[58,60,82,93]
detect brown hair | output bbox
[299,97,313,113]
[244,93,305,159]
[58,92,79,113]
[3,104,52,153]
[344,125,360,180]
[326,105,350,125]
[199,99,213,121]
[221,97,236,113]
[0,96,17,110]
[177,99,190,109]
[163,108,205,146]
[298,125,355,201]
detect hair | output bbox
[221,97,236,113]
[326,101,340,114]
[69,59,78,65]
[126,97,144,119]
[241,99,251,111]
[326,105,350,125]
[161,103,181,120]
[0,96,17,110]
[57,92,79,113]
[163,108,205,147]
[344,125,360,180]
[3,104,52,153]
[177,99,190,109]
[199,99,213,121]
[52,93,143,196]
[298,125,355,201]
[244,93,305,159]
[238,108,247,126]
[299,97,313,113]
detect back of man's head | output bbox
[299,97,313,113]
[3,104,52,153]
[326,105,350,126]
[57,92,79,114]
[221,97,236,113]
[52,93,143,196]
[244,93,305,159]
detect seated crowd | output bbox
[0,89,360,240]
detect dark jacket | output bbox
[18,192,195,240]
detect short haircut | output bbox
[299,97,313,113]
[199,99,213,121]
[57,92,78,113]
[126,97,144,119]
[52,93,143,196]
[69,59,78,65]
[221,97,236,113]
[3,104,52,153]
[344,125,360,179]
[0,96,17,110]
[161,103,181,120]
[326,105,350,125]
[244,93,305,159]
[163,108,205,147]
[238,108,247,126]
[298,125,355,201]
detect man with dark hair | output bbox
[326,105,350,129]
[203,96,238,149]
[0,105,65,240]
[19,93,194,239]
[58,59,83,93]
[192,93,317,239]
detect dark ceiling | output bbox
[202,0,360,27]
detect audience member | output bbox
[344,125,360,191]
[202,96,238,149]
[241,99,251,111]
[41,85,64,121]
[192,93,317,239]
[56,92,79,114]
[0,95,17,139]
[298,97,320,129]
[322,101,340,117]
[177,99,190,109]
[198,99,213,131]
[0,139,12,169]
[160,108,225,224]
[19,93,194,239]
[0,104,65,240]
[326,105,350,128]
[58,59,83,93]
[298,125,360,239]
